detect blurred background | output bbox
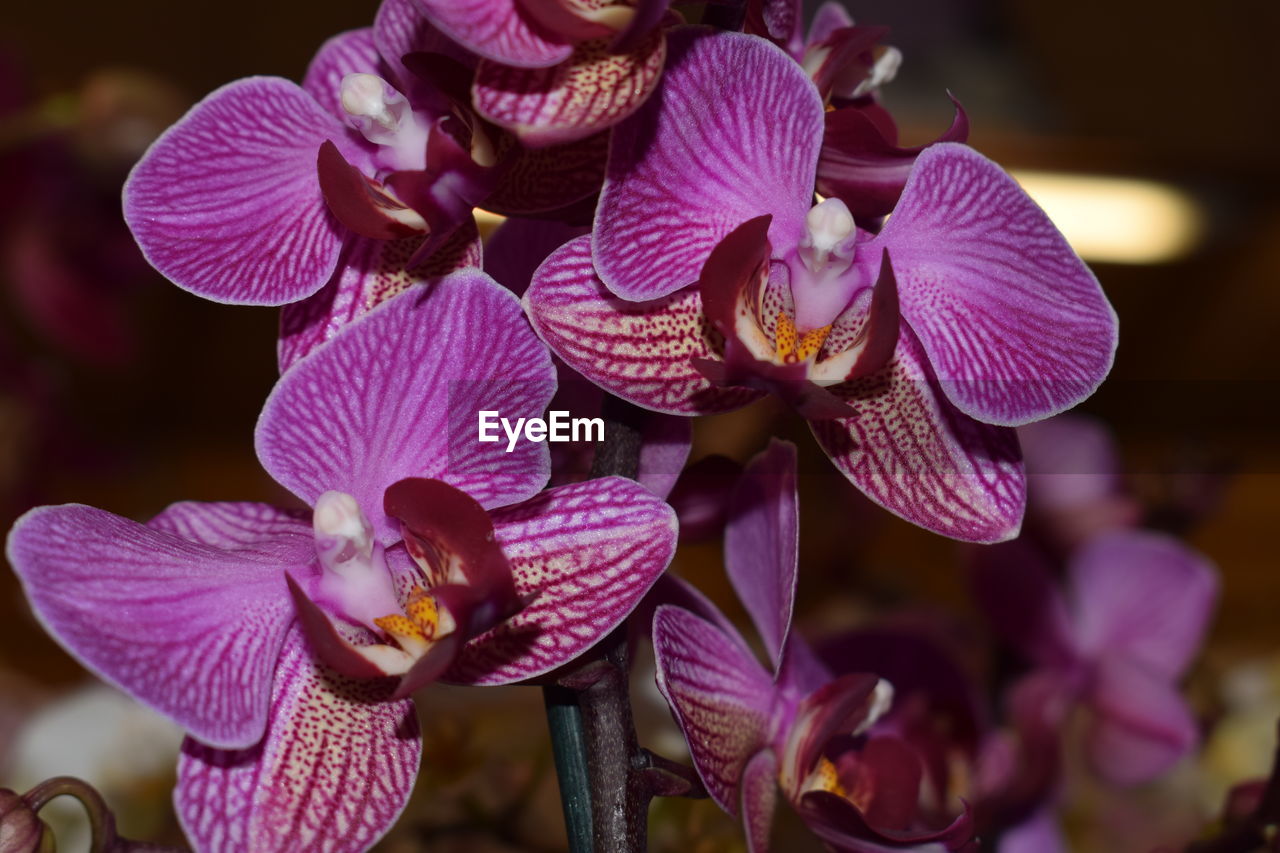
[0,0,1277,849]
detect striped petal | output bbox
[474,27,666,147]
[868,143,1118,426]
[374,0,477,86]
[741,748,779,853]
[124,77,355,306]
[258,270,556,545]
[725,439,798,672]
[523,235,761,415]
[6,504,305,748]
[148,501,313,557]
[415,0,571,67]
[276,223,481,372]
[594,28,823,300]
[484,131,609,216]
[809,325,1025,543]
[653,604,775,813]
[175,626,420,853]
[446,476,677,684]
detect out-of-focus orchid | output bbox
[652,440,974,851]
[125,0,605,311]
[971,529,1218,787]
[7,272,678,851]
[525,29,1117,543]
[414,0,677,146]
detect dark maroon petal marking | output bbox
[316,140,422,240]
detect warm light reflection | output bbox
[1010,170,1205,265]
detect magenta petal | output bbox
[725,439,798,672]
[277,225,482,372]
[594,29,823,300]
[809,326,1026,543]
[6,504,304,748]
[782,673,881,792]
[374,0,477,84]
[1068,530,1218,679]
[523,235,762,415]
[473,28,666,147]
[653,604,775,814]
[149,501,312,555]
[807,1,854,45]
[258,271,555,544]
[175,626,420,852]
[741,748,779,853]
[1085,656,1198,786]
[636,414,693,499]
[447,477,677,684]
[868,143,1118,425]
[414,0,571,67]
[302,28,384,122]
[124,77,351,306]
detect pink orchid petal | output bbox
[523,235,762,415]
[653,604,775,814]
[474,27,666,147]
[867,143,1118,426]
[277,223,481,372]
[124,77,354,306]
[374,0,478,87]
[149,501,312,556]
[594,29,822,300]
[175,626,420,853]
[1068,530,1218,679]
[725,439,798,672]
[6,504,306,748]
[414,0,572,67]
[741,748,779,853]
[447,476,677,684]
[1018,414,1127,511]
[1085,656,1198,786]
[809,325,1026,543]
[302,28,385,123]
[807,1,854,45]
[636,413,693,499]
[257,271,556,544]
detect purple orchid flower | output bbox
[651,440,974,851]
[415,0,676,146]
[124,0,604,310]
[971,529,1218,786]
[6,270,678,851]
[524,28,1117,543]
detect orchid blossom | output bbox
[971,529,1218,786]
[524,28,1118,543]
[124,0,604,310]
[414,0,677,146]
[6,271,678,852]
[652,440,974,851]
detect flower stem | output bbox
[541,396,648,853]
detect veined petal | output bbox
[594,28,823,300]
[303,29,385,123]
[1068,530,1218,679]
[1085,656,1198,786]
[374,0,477,88]
[414,0,572,67]
[6,504,302,748]
[474,27,666,147]
[523,235,762,414]
[257,271,556,545]
[725,439,799,672]
[653,604,776,813]
[809,325,1026,543]
[124,77,353,306]
[447,477,678,684]
[148,501,313,556]
[741,748,779,853]
[277,224,481,372]
[175,626,420,853]
[868,143,1118,425]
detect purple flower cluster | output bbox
[2,0,1213,852]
